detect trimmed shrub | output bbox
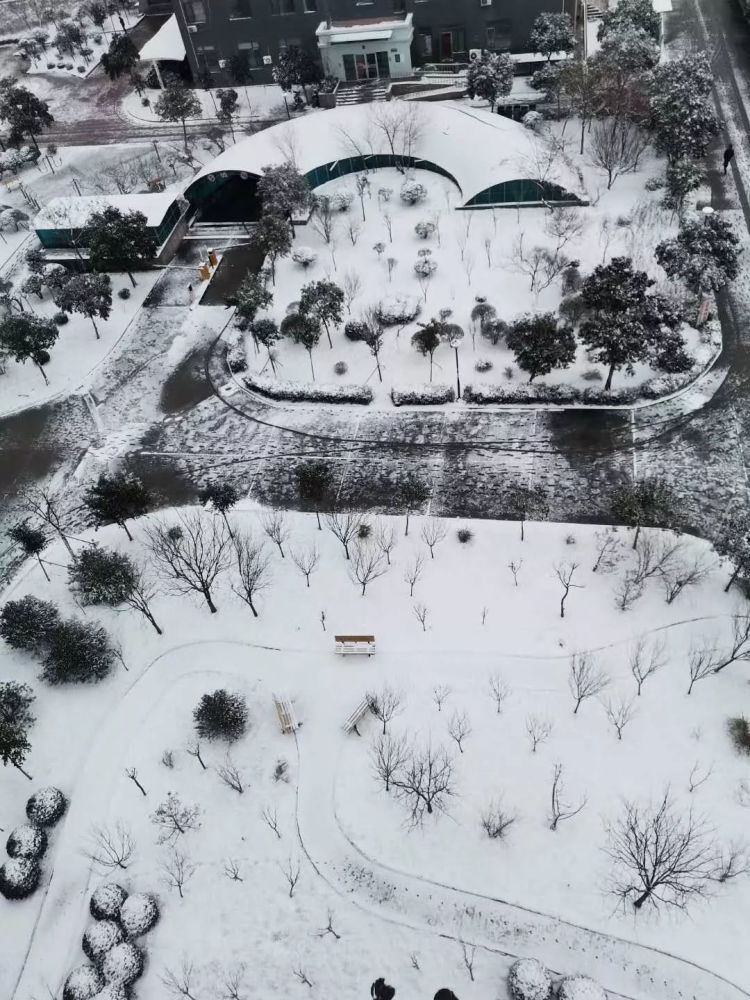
[376,294,421,327]
[475,359,493,373]
[0,596,60,653]
[481,318,508,346]
[100,943,144,986]
[119,892,159,937]
[63,965,104,1000]
[193,689,248,742]
[41,618,115,685]
[244,372,373,405]
[26,786,67,827]
[116,288,130,300]
[391,384,455,406]
[400,180,427,205]
[91,986,127,1000]
[457,527,473,544]
[344,320,367,341]
[0,857,41,899]
[333,361,348,375]
[508,958,553,1000]
[414,220,436,240]
[7,824,47,859]
[557,976,607,1000]
[330,190,354,212]
[729,716,750,755]
[291,247,317,268]
[414,257,437,278]
[358,522,372,540]
[54,311,69,325]
[82,920,125,965]
[90,882,128,921]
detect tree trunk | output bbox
[128,271,137,287]
[248,598,258,617]
[633,524,641,550]
[36,554,50,581]
[520,519,525,542]
[142,604,163,635]
[308,349,315,381]
[633,890,650,909]
[204,589,218,613]
[574,698,582,714]
[121,519,133,541]
[35,360,49,385]
[725,564,740,593]
[15,763,33,780]
[315,509,321,530]
[90,314,100,339]
[182,117,189,152]
[405,511,410,536]
[324,320,332,349]
[604,362,616,392]
[222,510,234,540]
[276,541,284,558]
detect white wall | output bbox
[319,37,413,80]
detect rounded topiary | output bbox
[119,892,159,937]
[82,920,125,964]
[508,958,553,1000]
[101,942,144,985]
[344,320,367,341]
[0,857,41,899]
[475,359,493,373]
[557,975,607,1000]
[54,311,69,325]
[457,527,473,544]
[90,882,128,921]
[400,180,427,205]
[7,824,48,859]
[35,349,51,366]
[26,786,67,826]
[333,360,348,375]
[63,964,104,1000]
[117,288,130,300]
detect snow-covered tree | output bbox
[561,58,606,154]
[7,522,49,580]
[466,51,514,112]
[714,508,750,592]
[284,310,321,379]
[231,272,272,330]
[590,118,649,189]
[506,313,576,382]
[611,476,676,548]
[649,55,718,162]
[504,484,549,541]
[84,207,157,286]
[299,279,344,349]
[593,26,658,120]
[154,77,202,152]
[272,48,321,96]
[56,272,112,340]
[508,957,553,1000]
[0,313,58,385]
[232,532,271,617]
[41,618,116,685]
[598,0,661,42]
[68,546,163,635]
[530,12,575,60]
[0,681,35,780]
[251,317,281,374]
[258,162,311,221]
[663,158,703,215]
[0,595,59,653]
[83,471,152,540]
[656,215,741,295]
[294,461,334,527]
[0,84,53,151]
[151,792,201,843]
[253,212,293,284]
[411,320,442,382]
[193,689,248,741]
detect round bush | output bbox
[400,180,427,205]
[415,220,436,240]
[334,361,348,375]
[35,349,51,366]
[91,986,128,1000]
[475,359,493,373]
[82,920,125,964]
[414,258,437,278]
[291,247,317,268]
[358,522,372,540]
[7,824,47,859]
[90,882,128,921]
[0,857,41,899]
[117,288,130,300]
[344,320,367,341]
[457,527,473,544]
[558,975,607,1000]
[54,311,69,325]
[376,294,421,327]
[508,958,553,1000]
[330,190,354,212]
[119,892,159,937]
[26,786,67,826]
[101,942,144,985]
[64,964,105,1000]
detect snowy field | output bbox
[2,505,749,1000]
[121,83,293,127]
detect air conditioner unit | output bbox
[218,58,227,68]
[479,0,492,5]
[262,54,273,65]
[469,48,482,60]
[187,23,197,32]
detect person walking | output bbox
[723,144,735,174]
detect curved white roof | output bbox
[187,102,585,207]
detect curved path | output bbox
[11,637,749,1000]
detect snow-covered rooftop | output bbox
[138,14,186,63]
[186,102,584,207]
[34,192,179,230]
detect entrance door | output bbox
[376,50,390,77]
[342,54,357,81]
[440,31,453,60]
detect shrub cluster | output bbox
[244,372,373,405]
[391,384,456,407]
[6,824,47,859]
[26,786,67,826]
[193,689,248,742]
[0,786,67,900]
[375,294,421,327]
[508,958,553,1000]
[0,857,41,899]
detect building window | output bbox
[418,30,432,56]
[270,0,295,13]
[183,0,207,23]
[278,36,301,52]
[392,0,405,11]
[303,0,317,10]
[230,0,252,17]
[238,40,263,67]
[196,44,217,69]
[486,19,511,51]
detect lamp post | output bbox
[449,330,464,401]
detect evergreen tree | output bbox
[83,471,152,541]
[254,213,293,285]
[68,546,163,634]
[506,312,576,382]
[715,509,750,592]
[593,25,659,120]
[272,48,322,98]
[400,475,430,536]
[611,477,676,548]
[561,58,606,155]
[530,12,575,60]
[649,55,718,162]
[0,596,60,654]
[84,207,158,286]
[42,619,116,685]
[0,681,35,780]
[199,482,240,536]
[250,318,281,374]
[154,77,202,152]
[0,313,58,385]
[294,461,333,528]
[598,0,661,42]
[0,84,53,151]
[7,523,49,581]
[504,484,549,541]
[299,279,344,349]
[231,273,272,330]
[411,321,442,381]
[662,159,703,215]
[100,32,139,80]
[466,51,514,112]
[193,689,248,741]
[284,311,321,379]
[257,163,311,222]
[56,272,112,339]
[216,87,239,140]
[656,215,741,295]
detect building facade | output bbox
[170,0,575,86]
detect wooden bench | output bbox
[343,698,371,735]
[273,694,299,734]
[335,634,376,657]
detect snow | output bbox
[34,193,179,232]
[22,13,141,80]
[508,957,554,1000]
[99,941,144,985]
[120,81,291,126]
[82,920,124,964]
[558,976,608,1000]
[118,893,158,937]
[6,824,47,860]
[63,963,104,1000]
[2,506,750,1000]
[137,15,186,64]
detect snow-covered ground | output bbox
[2,506,749,1000]
[23,12,141,80]
[121,82,295,127]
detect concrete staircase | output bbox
[335,80,389,105]
[185,221,257,242]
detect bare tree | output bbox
[687,641,717,695]
[262,805,282,839]
[592,528,622,573]
[290,543,320,587]
[84,821,135,871]
[148,513,231,614]
[420,517,447,558]
[342,270,362,315]
[632,535,683,586]
[604,695,636,740]
[630,635,665,695]
[391,742,455,824]
[713,614,750,674]
[371,732,409,792]
[712,843,750,884]
[374,520,397,565]
[525,714,553,752]
[404,553,424,596]
[568,653,608,713]
[151,793,201,844]
[461,942,476,982]
[605,791,719,910]
[545,207,584,254]
[554,561,582,618]
[480,796,517,841]
[161,958,200,1000]
[125,767,147,796]
[367,685,403,734]
[688,761,714,794]
[281,857,301,897]
[325,511,363,560]
[590,119,649,190]
[232,533,272,617]
[317,909,342,940]
[292,966,313,989]
[432,684,451,712]
[509,233,569,293]
[615,571,644,612]
[508,559,523,586]
[220,963,247,1000]
[660,556,711,604]
[216,754,245,794]
[160,846,195,898]
[447,709,472,753]
[488,672,511,714]
[549,763,587,830]
[261,510,289,558]
[413,602,429,631]
[21,486,75,558]
[349,542,388,595]
[185,740,207,770]
[223,858,243,882]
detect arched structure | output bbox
[184,102,586,223]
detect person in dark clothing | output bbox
[724,144,735,174]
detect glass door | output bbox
[342,54,357,81]
[376,50,390,77]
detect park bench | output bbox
[273,693,299,734]
[343,697,371,736]
[335,634,376,656]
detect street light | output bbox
[449,329,464,401]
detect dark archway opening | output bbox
[189,175,262,223]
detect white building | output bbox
[316,15,415,83]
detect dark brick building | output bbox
[165,0,575,85]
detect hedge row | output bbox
[244,373,373,405]
[391,384,456,406]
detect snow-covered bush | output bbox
[330,190,354,212]
[344,319,368,341]
[226,335,248,374]
[376,294,421,327]
[508,957,553,1000]
[100,942,144,985]
[414,220,436,240]
[557,975,607,1000]
[90,986,128,1000]
[391,384,456,406]
[334,361,348,375]
[414,258,437,278]
[291,247,317,269]
[90,882,128,921]
[119,892,159,937]
[400,181,427,205]
[82,920,125,964]
[481,318,508,346]
[0,857,41,899]
[245,373,373,405]
[475,359,493,373]
[6,824,48,859]
[522,111,544,131]
[63,964,104,1000]
[25,786,67,826]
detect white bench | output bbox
[343,698,371,735]
[335,634,376,657]
[273,694,299,734]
